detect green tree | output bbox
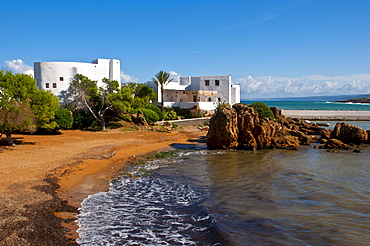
[0,90,36,145]
[67,74,131,130]
[0,71,59,145]
[121,83,156,109]
[152,71,173,113]
[54,108,73,129]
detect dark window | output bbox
[205,80,210,86]
[45,83,49,88]
[53,83,57,88]
[215,80,220,86]
[218,97,221,101]
[208,97,212,102]
[59,77,64,81]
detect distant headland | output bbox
[334,97,370,104]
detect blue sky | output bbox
[1,0,370,99]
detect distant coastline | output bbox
[242,93,370,102]
[333,98,370,104]
[241,100,370,111]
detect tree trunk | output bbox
[161,86,165,113]
[6,132,14,146]
[98,114,106,131]
[101,120,106,131]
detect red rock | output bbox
[332,122,367,144]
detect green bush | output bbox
[54,108,73,129]
[119,113,132,122]
[249,102,275,120]
[73,110,96,129]
[164,107,178,120]
[145,105,164,120]
[133,108,159,123]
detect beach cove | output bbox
[0,126,206,245]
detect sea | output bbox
[76,101,370,246]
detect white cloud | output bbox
[1,59,33,74]
[120,71,138,83]
[237,74,370,99]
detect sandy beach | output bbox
[0,124,206,245]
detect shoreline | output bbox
[282,109,370,120]
[0,126,206,245]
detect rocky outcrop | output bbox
[206,104,369,150]
[206,104,239,149]
[332,122,368,144]
[132,110,148,126]
[207,104,321,150]
[324,139,351,150]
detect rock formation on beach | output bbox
[206,103,322,150]
[319,122,369,149]
[206,103,369,150]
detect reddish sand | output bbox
[0,125,206,245]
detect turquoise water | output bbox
[241,101,370,111]
[77,147,370,245]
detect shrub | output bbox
[145,105,164,120]
[54,108,73,129]
[164,107,178,120]
[133,108,159,123]
[119,113,132,122]
[73,110,96,129]
[249,102,275,120]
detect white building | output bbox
[147,75,240,111]
[34,58,120,97]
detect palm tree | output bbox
[152,70,173,113]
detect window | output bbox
[205,80,210,86]
[59,77,64,81]
[53,83,57,88]
[215,80,220,86]
[45,83,49,88]
[208,97,212,102]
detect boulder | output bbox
[332,122,368,144]
[324,139,351,150]
[320,129,333,140]
[270,107,284,119]
[206,104,239,149]
[289,130,311,145]
[132,110,148,126]
[272,130,301,150]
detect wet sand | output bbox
[0,125,206,245]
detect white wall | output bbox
[231,84,240,105]
[147,74,240,111]
[34,58,120,97]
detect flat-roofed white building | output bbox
[147,75,240,111]
[34,58,120,97]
